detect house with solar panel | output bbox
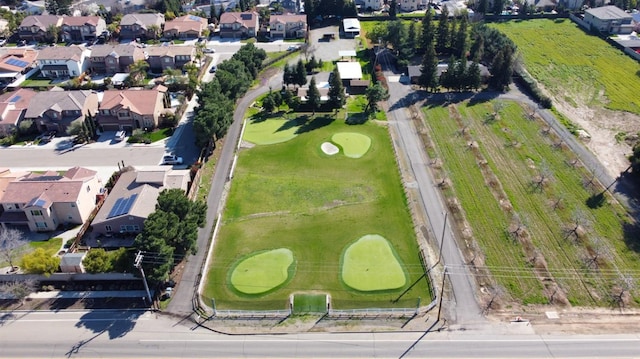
[219,11,259,39]
[90,168,190,239]
[35,45,90,79]
[0,48,38,86]
[163,15,208,39]
[0,167,101,232]
[0,88,37,137]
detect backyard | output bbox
[202,101,431,310]
[422,99,640,307]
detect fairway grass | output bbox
[243,116,299,145]
[491,19,640,114]
[423,100,640,306]
[341,235,407,292]
[229,248,295,295]
[204,112,430,310]
[293,293,327,313]
[331,132,372,158]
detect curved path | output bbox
[166,71,282,315]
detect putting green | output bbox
[341,235,407,292]
[331,132,371,158]
[243,119,299,145]
[230,248,295,295]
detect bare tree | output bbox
[507,214,527,241]
[564,209,591,242]
[0,279,37,307]
[550,195,564,211]
[531,161,553,192]
[525,104,536,121]
[582,237,611,270]
[457,121,470,136]
[0,228,27,271]
[611,274,635,308]
[540,125,551,136]
[582,169,600,190]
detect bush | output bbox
[21,248,60,275]
[513,69,552,109]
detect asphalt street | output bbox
[1,310,640,358]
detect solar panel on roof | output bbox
[188,15,200,21]
[106,194,138,219]
[240,14,251,20]
[5,58,29,68]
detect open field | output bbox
[203,106,430,310]
[491,19,640,114]
[423,99,640,306]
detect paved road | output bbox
[379,51,484,327]
[1,310,640,358]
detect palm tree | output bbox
[148,24,160,40]
[128,60,149,86]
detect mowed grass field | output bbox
[424,100,640,306]
[203,112,430,310]
[491,19,640,114]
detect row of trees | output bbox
[133,188,207,283]
[304,0,358,24]
[193,43,266,148]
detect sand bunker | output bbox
[321,142,339,155]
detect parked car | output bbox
[161,154,183,165]
[39,130,56,143]
[209,65,217,73]
[287,45,300,51]
[114,130,126,142]
[203,48,215,54]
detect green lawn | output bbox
[423,100,640,305]
[293,293,327,313]
[341,235,407,291]
[490,19,640,114]
[229,248,295,295]
[204,109,430,310]
[30,237,63,256]
[331,132,372,158]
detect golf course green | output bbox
[243,118,299,145]
[341,234,407,292]
[230,248,295,295]
[331,132,372,158]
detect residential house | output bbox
[96,85,169,132]
[18,15,63,43]
[0,48,38,85]
[60,16,107,43]
[269,14,307,39]
[584,5,634,34]
[342,18,360,38]
[363,0,384,11]
[24,89,99,133]
[36,45,90,79]
[336,61,363,86]
[399,0,420,12]
[91,168,190,238]
[145,45,195,73]
[219,11,259,39]
[163,15,208,39]
[0,89,37,136]
[119,13,165,40]
[0,167,101,232]
[89,44,146,74]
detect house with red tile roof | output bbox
[36,45,90,79]
[0,167,101,232]
[96,85,169,132]
[219,11,259,39]
[269,14,307,39]
[163,15,207,39]
[88,44,146,75]
[120,13,165,40]
[18,15,63,42]
[0,48,38,85]
[0,89,37,137]
[61,16,107,43]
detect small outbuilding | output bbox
[60,252,87,273]
[342,18,361,38]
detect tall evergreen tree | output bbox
[306,76,321,115]
[477,0,488,15]
[295,59,307,87]
[465,61,482,91]
[389,0,397,18]
[436,6,450,53]
[489,46,513,91]
[328,67,346,110]
[454,14,468,58]
[419,41,439,91]
[406,21,417,57]
[470,32,484,62]
[420,9,435,52]
[492,0,505,14]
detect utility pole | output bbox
[134,251,154,309]
[437,266,447,322]
[437,211,448,265]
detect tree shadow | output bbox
[623,221,640,254]
[277,115,309,132]
[586,192,606,209]
[249,110,287,124]
[388,91,428,111]
[467,90,501,107]
[345,113,369,125]
[296,115,334,134]
[67,310,144,357]
[50,297,79,312]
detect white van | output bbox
[115,130,126,142]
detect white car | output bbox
[203,48,215,54]
[162,154,183,165]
